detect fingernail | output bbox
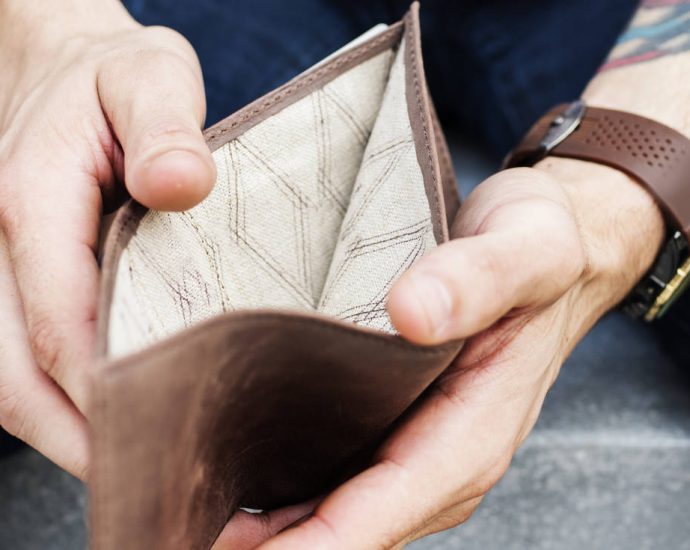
[135,149,214,210]
[144,149,208,180]
[409,273,453,336]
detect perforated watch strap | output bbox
[504,104,690,240]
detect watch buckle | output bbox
[539,100,587,155]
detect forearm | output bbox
[587,0,690,131]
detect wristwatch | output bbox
[503,100,690,321]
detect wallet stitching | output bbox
[405,11,444,243]
[204,27,403,147]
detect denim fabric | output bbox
[122,0,639,155]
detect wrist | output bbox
[536,54,690,311]
[534,157,665,309]
[567,56,690,310]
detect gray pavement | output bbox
[1,142,689,549]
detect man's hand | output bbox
[0,0,215,477]
[210,159,664,549]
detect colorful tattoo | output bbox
[601,0,690,71]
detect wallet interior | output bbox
[107,34,438,357]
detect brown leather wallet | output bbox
[90,4,463,549]
[504,100,690,321]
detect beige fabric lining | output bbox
[108,39,436,357]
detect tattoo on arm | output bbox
[601,0,690,71]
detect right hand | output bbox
[0,0,216,478]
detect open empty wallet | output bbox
[90,3,464,549]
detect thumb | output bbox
[388,168,587,344]
[97,29,215,211]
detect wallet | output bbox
[90,4,463,549]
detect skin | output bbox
[0,0,687,547]
[0,0,216,477]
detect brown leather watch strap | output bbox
[504,102,690,239]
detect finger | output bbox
[0,230,88,478]
[1,151,102,413]
[212,499,320,550]
[97,28,215,211]
[256,455,486,550]
[257,460,433,550]
[388,168,586,344]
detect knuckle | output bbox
[563,242,587,284]
[144,26,198,60]
[467,453,513,499]
[458,501,481,524]
[0,386,30,440]
[470,248,512,306]
[73,457,89,481]
[0,169,18,232]
[28,314,64,381]
[0,198,15,235]
[139,29,203,85]
[107,37,201,89]
[439,503,479,531]
[141,118,198,144]
[434,511,466,533]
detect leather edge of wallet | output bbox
[404,2,450,244]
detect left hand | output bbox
[212,158,665,549]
